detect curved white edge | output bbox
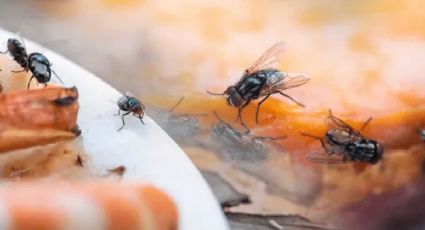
[0,28,229,230]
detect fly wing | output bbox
[124,91,136,97]
[243,42,285,78]
[306,151,345,164]
[325,110,364,139]
[260,72,310,96]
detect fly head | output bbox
[225,86,244,107]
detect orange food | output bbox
[0,87,80,153]
[147,89,425,216]
[0,87,79,131]
[154,94,425,153]
[0,182,178,230]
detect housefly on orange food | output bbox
[301,110,383,164]
[207,42,310,126]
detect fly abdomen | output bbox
[117,96,130,111]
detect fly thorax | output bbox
[31,62,49,75]
[358,140,377,154]
[29,54,51,81]
[372,142,384,163]
[128,98,143,114]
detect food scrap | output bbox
[0,181,178,230]
[0,86,80,152]
[106,165,126,177]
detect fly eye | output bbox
[128,100,136,107]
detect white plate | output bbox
[0,28,229,230]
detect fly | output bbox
[1,38,64,89]
[115,92,145,131]
[301,110,383,164]
[208,42,309,125]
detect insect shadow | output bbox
[207,42,309,127]
[211,110,286,162]
[158,96,208,141]
[301,110,383,164]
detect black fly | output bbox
[1,38,63,89]
[115,92,145,131]
[301,110,383,164]
[207,42,309,125]
[211,111,285,161]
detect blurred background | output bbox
[1,0,425,229]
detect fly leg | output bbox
[114,109,121,116]
[360,117,373,131]
[134,114,145,125]
[11,68,26,73]
[301,132,345,164]
[300,133,330,154]
[27,75,35,89]
[51,69,65,85]
[241,123,251,134]
[277,91,305,107]
[117,112,131,131]
[207,89,227,96]
[255,94,271,124]
[256,135,287,141]
[237,100,250,128]
[169,97,184,113]
[306,153,345,164]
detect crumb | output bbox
[76,155,84,167]
[107,165,126,176]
